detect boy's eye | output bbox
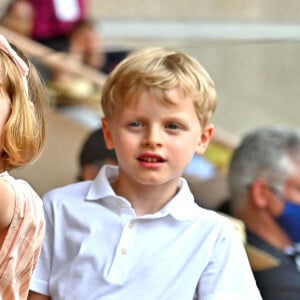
[166,123,180,130]
[128,121,141,127]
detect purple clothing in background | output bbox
[28,0,87,40]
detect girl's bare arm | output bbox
[28,291,51,300]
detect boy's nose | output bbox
[143,127,163,147]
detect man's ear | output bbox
[251,179,285,216]
[195,124,214,155]
[250,179,272,208]
[101,118,114,149]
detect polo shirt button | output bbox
[128,221,135,229]
[121,248,128,255]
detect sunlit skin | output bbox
[102,87,214,216]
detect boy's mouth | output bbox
[138,154,165,163]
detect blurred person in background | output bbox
[68,19,106,71]
[1,0,92,84]
[48,19,106,130]
[227,125,300,300]
[78,128,117,181]
[1,0,34,37]
[28,0,88,51]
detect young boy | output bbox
[29,47,262,299]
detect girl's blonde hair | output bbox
[0,45,46,170]
[101,47,217,128]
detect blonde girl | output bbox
[0,34,46,299]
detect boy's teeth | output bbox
[143,157,159,162]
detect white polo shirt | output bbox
[30,166,262,300]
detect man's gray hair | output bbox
[228,125,300,210]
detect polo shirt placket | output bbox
[106,200,136,284]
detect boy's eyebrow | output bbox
[122,111,193,123]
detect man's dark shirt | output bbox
[247,230,300,300]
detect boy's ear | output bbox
[195,124,214,155]
[101,118,114,149]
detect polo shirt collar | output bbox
[86,165,119,200]
[164,179,199,221]
[86,165,199,221]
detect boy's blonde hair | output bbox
[101,47,217,128]
[0,45,46,170]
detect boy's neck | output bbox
[112,177,180,216]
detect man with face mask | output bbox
[226,125,300,300]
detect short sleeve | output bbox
[196,219,262,300]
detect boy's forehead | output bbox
[112,87,193,115]
[122,85,187,102]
